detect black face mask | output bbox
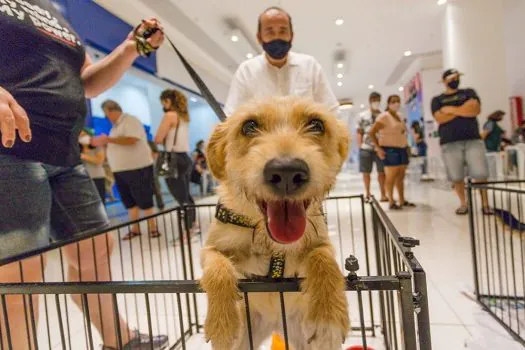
[262,39,292,60]
[447,79,460,90]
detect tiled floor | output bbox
[24,166,525,349]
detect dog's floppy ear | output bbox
[336,121,350,166]
[206,122,228,181]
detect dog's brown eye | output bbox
[242,120,259,136]
[306,119,325,134]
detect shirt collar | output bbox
[263,51,299,68]
[114,113,125,126]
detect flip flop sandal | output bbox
[389,203,403,210]
[455,206,469,215]
[122,231,141,240]
[403,201,416,207]
[482,207,495,216]
[149,230,162,238]
[380,198,389,203]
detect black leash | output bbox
[136,25,227,122]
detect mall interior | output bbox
[1,0,525,349]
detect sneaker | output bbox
[102,333,168,350]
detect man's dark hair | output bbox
[257,7,293,34]
[196,140,205,148]
[369,92,381,102]
[101,100,122,112]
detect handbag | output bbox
[156,123,180,178]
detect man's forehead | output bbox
[260,10,289,25]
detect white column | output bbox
[443,0,510,130]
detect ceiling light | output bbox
[398,86,404,92]
[437,0,447,5]
[337,73,344,79]
[404,50,412,57]
[360,104,365,109]
[190,97,198,103]
[335,18,344,26]
[246,53,254,59]
[368,84,374,89]
[339,104,353,110]
[231,35,239,42]
[337,82,343,87]
[337,62,344,69]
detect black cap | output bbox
[442,69,463,81]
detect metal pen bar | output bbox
[55,294,67,350]
[81,294,94,350]
[145,294,154,350]
[112,294,123,350]
[1,295,12,350]
[279,292,289,350]
[244,293,254,350]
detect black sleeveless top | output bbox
[0,0,87,166]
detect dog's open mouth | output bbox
[259,200,311,244]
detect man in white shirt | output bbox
[224,6,339,115]
[356,92,387,202]
[93,100,160,239]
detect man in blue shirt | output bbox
[431,69,491,215]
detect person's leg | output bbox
[384,166,397,206]
[93,177,106,204]
[396,166,406,205]
[128,166,158,234]
[465,140,492,212]
[48,164,167,349]
[114,171,140,234]
[375,155,387,200]
[0,155,55,349]
[0,257,44,350]
[359,149,373,199]
[62,235,131,348]
[363,173,371,198]
[442,142,468,212]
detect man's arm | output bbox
[441,99,481,117]
[313,61,339,112]
[108,136,139,145]
[81,19,164,98]
[433,110,457,125]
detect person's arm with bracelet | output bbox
[81,18,164,98]
[368,120,385,159]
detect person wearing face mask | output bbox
[431,69,492,216]
[79,128,106,203]
[155,89,198,236]
[368,95,414,210]
[223,6,339,116]
[356,92,387,202]
[481,110,507,153]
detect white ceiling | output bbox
[100,0,446,108]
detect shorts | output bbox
[441,139,489,182]
[382,147,409,167]
[417,142,427,157]
[359,149,384,173]
[0,154,109,258]
[113,165,154,210]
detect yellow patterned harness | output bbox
[215,203,286,279]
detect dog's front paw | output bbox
[302,308,350,350]
[204,297,241,350]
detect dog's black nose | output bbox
[264,158,310,195]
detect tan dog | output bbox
[200,97,350,349]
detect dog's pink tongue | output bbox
[267,201,306,244]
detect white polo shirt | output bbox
[224,52,339,116]
[107,113,153,173]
